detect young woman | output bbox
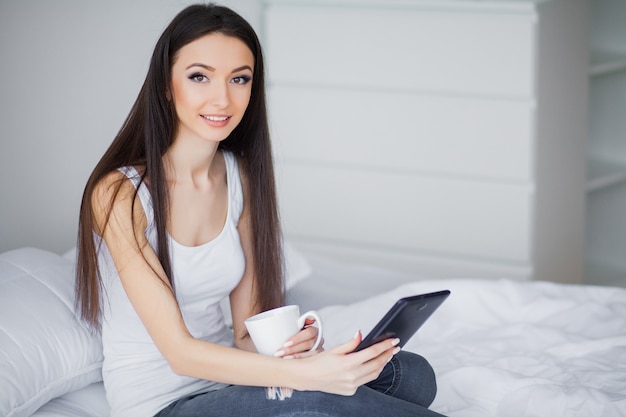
[75,3,444,417]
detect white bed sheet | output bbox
[318,278,626,417]
[31,254,626,417]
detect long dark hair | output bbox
[75,3,283,330]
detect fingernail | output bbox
[393,347,401,355]
[354,330,361,339]
[283,355,295,360]
[391,338,400,346]
[274,350,285,357]
[283,340,294,348]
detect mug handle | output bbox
[297,310,324,351]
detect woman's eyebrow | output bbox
[186,63,215,71]
[231,65,253,73]
[185,63,253,73]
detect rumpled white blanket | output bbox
[319,279,626,417]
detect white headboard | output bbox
[263,0,587,283]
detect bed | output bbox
[2,245,625,417]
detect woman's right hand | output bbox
[298,331,400,396]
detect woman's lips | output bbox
[201,114,231,127]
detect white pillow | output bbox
[0,248,103,417]
[283,240,313,289]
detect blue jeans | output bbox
[155,351,446,417]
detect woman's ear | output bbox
[165,91,172,101]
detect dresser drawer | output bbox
[277,162,532,263]
[270,85,534,181]
[265,3,536,97]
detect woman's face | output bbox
[170,32,254,145]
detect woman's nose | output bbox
[209,81,229,108]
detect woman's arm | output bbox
[228,198,259,353]
[229,163,321,357]
[229,206,321,356]
[93,171,398,395]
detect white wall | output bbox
[0,0,262,254]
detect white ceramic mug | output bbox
[244,305,323,356]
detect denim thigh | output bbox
[155,351,443,417]
[366,351,438,408]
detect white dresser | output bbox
[263,0,588,283]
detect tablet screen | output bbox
[354,290,450,352]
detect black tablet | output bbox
[354,290,450,352]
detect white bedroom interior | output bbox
[0,0,624,288]
[1,2,626,417]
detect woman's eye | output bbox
[189,73,208,83]
[231,75,252,85]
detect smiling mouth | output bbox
[201,115,230,121]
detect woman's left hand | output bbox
[274,318,324,359]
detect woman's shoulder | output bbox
[93,166,145,199]
[91,167,148,233]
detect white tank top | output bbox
[97,151,245,417]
